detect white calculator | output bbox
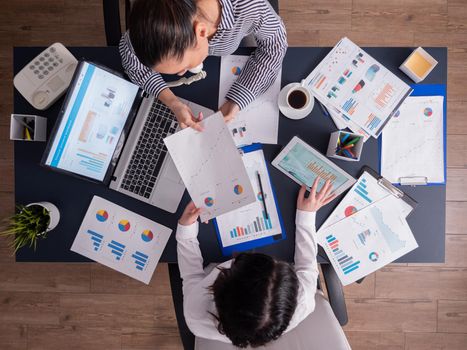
[14,43,78,110]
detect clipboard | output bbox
[318,165,417,236]
[362,166,417,215]
[379,84,447,186]
[213,143,286,256]
[317,166,417,264]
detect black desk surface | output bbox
[13,46,447,263]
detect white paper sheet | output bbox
[215,149,281,247]
[164,112,256,222]
[71,196,172,284]
[219,55,281,146]
[318,171,413,232]
[305,37,411,138]
[317,196,418,285]
[381,96,445,184]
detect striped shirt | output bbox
[119,0,287,110]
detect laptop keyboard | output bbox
[120,100,178,198]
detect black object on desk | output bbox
[13,46,447,263]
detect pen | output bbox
[344,136,361,147]
[340,133,350,143]
[317,101,331,118]
[341,144,355,150]
[14,115,34,132]
[256,171,269,220]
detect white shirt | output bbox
[176,210,319,343]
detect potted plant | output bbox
[0,202,60,252]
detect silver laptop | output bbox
[42,61,213,213]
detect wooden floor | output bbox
[1,0,467,349]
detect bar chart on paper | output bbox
[354,177,373,203]
[326,234,361,275]
[229,211,273,238]
[318,195,418,285]
[216,149,282,249]
[132,251,149,271]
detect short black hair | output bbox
[129,0,197,68]
[211,253,299,348]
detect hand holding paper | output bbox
[164,112,256,222]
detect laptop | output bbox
[42,61,213,213]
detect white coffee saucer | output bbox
[278,82,315,120]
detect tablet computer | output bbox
[272,136,356,196]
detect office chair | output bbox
[102,0,279,47]
[168,257,350,350]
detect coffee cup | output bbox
[286,84,312,110]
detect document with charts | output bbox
[318,170,414,232]
[304,37,412,138]
[71,196,172,284]
[215,148,283,250]
[317,196,418,285]
[219,55,281,146]
[381,95,445,184]
[164,112,256,222]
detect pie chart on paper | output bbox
[234,184,244,195]
[141,229,154,242]
[231,66,242,76]
[344,206,358,217]
[118,219,131,232]
[96,210,109,222]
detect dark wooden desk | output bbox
[13,46,447,263]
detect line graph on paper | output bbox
[381,96,445,184]
[164,113,255,221]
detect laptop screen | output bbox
[44,62,140,182]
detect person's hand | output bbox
[219,100,240,123]
[297,177,336,212]
[158,89,203,131]
[179,202,202,226]
[171,100,204,131]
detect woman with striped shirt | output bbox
[120,0,287,130]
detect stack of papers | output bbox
[317,171,418,285]
[304,37,412,140]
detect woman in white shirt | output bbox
[176,178,335,348]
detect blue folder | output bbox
[213,143,286,256]
[379,83,447,185]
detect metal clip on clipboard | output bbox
[378,177,404,198]
[362,166,418,213]
[399,176,428,186]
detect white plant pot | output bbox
[26,202,60,231]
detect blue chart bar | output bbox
[354,178,372,203]
[132,251,149,271]
[263,211,272,230]
[326,234,360,275]
[108,240,125,260]
[86,230,103,251]
[342,98,357,112]
[367,117,381,130]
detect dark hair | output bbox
[211,253,299,348]
[129,0,197,68]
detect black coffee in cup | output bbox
[288,89,308,109]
